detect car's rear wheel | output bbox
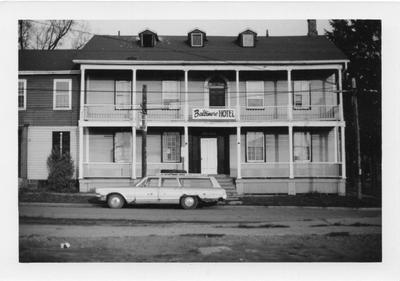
[180,196,198,209]
[107,194,125,209]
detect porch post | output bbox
[131,127,136,179]
[132,68,137,122]
[287,68,293,121]
[80,66,85,120]
[184,126,189,173]
[236,70,240,121]
[184,70,189,121]
[85,127,89,162]
[236,126,241,179]
[334,126,338,163]
[79,126,84,179]
[288,125,295,195]
[338,68,344,121]
[340,126,346,179]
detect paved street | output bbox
[19,203,381,262]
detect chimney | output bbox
[118,30,120,37]
[266,29,269,37]
[307,20,318,37]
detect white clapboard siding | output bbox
[27,126,79,180]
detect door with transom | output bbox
[200,138,218,174]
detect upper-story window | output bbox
[188,29,206,47]
[53,79,72,110]
[18,79,27,110]
[293,80,311,110]
[162,81,180,107]
[139,29,158,47]
[115,80,132,109]
[238,29,257,47]
[246,81,264,108]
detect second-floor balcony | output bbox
[82,103,340,123]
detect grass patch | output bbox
[237,223,289,229]
[325,232,350,237]
[179,234,225,238]
[311,222,380,227]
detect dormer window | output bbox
[188,29,206,47]
[139,29,158,47]
[238,29,257,47]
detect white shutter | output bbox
[115,81,132,109]
[114,132,132,163]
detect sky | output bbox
[86,20,332,37]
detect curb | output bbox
[18,202,381,211]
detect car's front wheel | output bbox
[107,194,125,209]
[180,196,198,210]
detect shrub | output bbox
[47,148,75,192]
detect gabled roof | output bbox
[239,29,257,36]
[19,50,80,71]
[138,29,159,41]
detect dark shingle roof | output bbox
[77,35,347,62]
[19,50,80,71]
[19,35,347,71]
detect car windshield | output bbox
[138,177,159,187]
[180,178,213,188]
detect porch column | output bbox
[184,126,189,173]
[80,67,85,120]
[79,126,84,179]
[334,126,338,163]
[236,126,241,179]
[85,127,89,162]
[235,70,240,121]
[131,127,136,179]
[338,68,344,121]
[287,68,293,120]
[131,68,137,122]
[184,70,189,121]
[340,125,346,179]
[288,125,295,195]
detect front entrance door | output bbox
[201,138,218,174]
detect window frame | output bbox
[293,80,311,110]
[162,132,181,163]
[18,79,27,110]
[115,80,132,110]
[293,131,312,162]
[246,81,265,109]
[246,132,265,163]
[162,80,180,107]
[52,131,71,156]
[191,33,203,47]
[53,79,72,110]
[242,34,255,47]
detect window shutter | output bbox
[52,131,61,155]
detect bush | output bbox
[47,148,75,192]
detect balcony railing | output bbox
[83,104,133,121]
[82,104,340,122]
[292,105,339,120]
[241,106,288,121]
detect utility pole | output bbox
[141,85,147,178]
[352,78,362,200]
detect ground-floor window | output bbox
[246,132,264,162]
[162,132,181,162]
[52,131,70,156]
[293,131,311,161]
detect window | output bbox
[191,33,203,47]
[18,79,26,110]
[53,79,72,110]
[115,80,132,109]
[162,81,180,106]
[246,81,264,108]
[143,178,159,187]
[161,178,180,187]
[247,132,264,162]
[180,178,213,188]
[242,34,255,47]
[294,132,311,162]
[142,34,154,47]
[162,132,181,163]
[52,131,70,156]
[293,81,311,109]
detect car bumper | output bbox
[95,193,107,201]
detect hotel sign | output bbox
[192,108,236,120]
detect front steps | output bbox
[213,175,242,204]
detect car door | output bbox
[133,177,160,203]
[158,177,182,204]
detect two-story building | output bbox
[18,21,349,195]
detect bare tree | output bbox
[19,20,91,50]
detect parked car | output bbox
[95,174,227,209]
